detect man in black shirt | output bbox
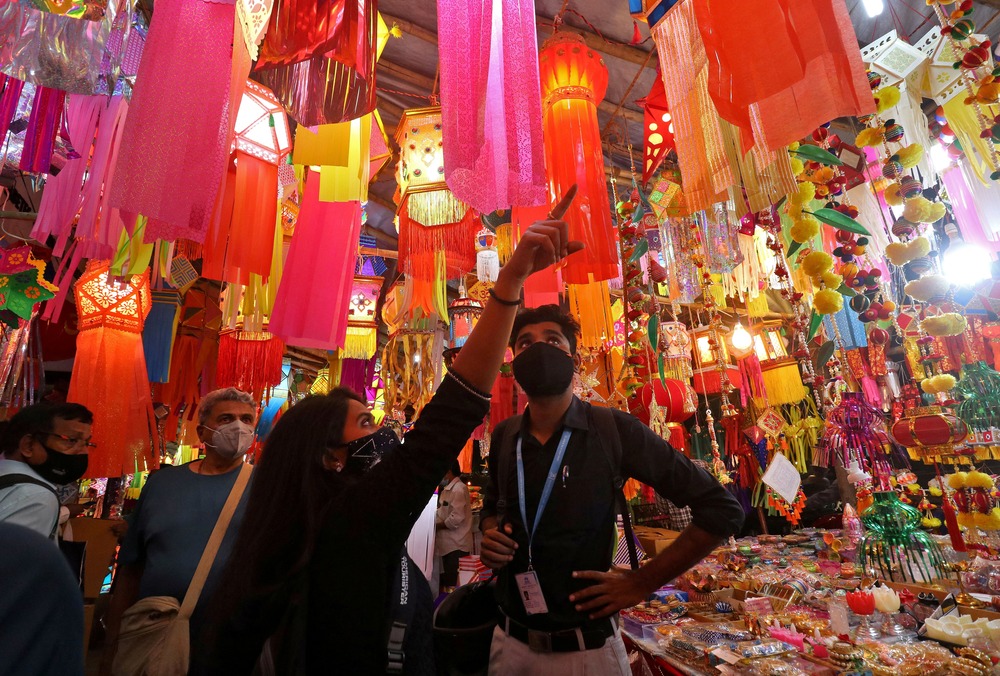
[480,306,744,674]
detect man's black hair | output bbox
[449,459,462,478]
[0,402,94,456]
[509,305,581,355]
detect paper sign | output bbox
[761,452,801,505]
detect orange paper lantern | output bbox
[539,32,618,285]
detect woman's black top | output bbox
[202,374,489,674]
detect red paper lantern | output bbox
[539,32,618,284]
[890,406,969,459]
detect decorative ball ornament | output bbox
[867,70,882,89]
[884,123,906,144]
[868,327,890,346]
[899,176,922,199]
[882,159,904,179]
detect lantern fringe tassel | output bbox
[477,248,500,283]
[405,191,469,227]
[343,327,377,360]
[217,330,285,401]
[759,361,807,406]
[399,210,478,282]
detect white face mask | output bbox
[205,421,255,459]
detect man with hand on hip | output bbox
[479,306,744,674]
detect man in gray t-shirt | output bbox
[99,388,257,676]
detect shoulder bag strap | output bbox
[386,551,416,674]
[495,416,521,522]
[178,463,252,619]
[0,473,60,538]
[590,407,640,570]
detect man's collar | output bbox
[446,476,462,490]
[521,395,589,434]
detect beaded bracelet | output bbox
[445,371,492,402]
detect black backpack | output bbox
[0,474,86,589]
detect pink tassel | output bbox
[20,86,66,173]
[860,375,883,410]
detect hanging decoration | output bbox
[692,0,876,152]
[538,31,618,284]
[437,0,547,213]
[0,0,134,94]
[475,228,500,284]
[69,262,157,479]
[0,246,57,327]
[269,176,363,350]
[216,330,285,403]
[637,68,675,186]
[858,491,948,583]
[254,8,389,127]
[395,105,477,316]
[344,275,383,360]
[109,0,252,243]
[203,79,292,285]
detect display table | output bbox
[622,632,715,676]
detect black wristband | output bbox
[488,287,521,307]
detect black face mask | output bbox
[342,426,401,476]
[31,442,88,485]
[512,342,576,398]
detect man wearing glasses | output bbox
[0,402,95,541]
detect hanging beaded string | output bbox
[930,2,1000,180]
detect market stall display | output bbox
[9,0,1000,670]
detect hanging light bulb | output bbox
[943,241,993,287]
[729,321,755,359]
[862,0,884,18]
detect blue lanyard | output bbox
[516,428,572,569]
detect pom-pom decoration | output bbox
[801,251,835,278]
[789,216,820,244]
[885,237,931,266]
[904,275,950,302]
[813,288,844,315]
[875,86,901,113]
[884,183,904,206]
[921,312,968,337]
[897,144,925,169]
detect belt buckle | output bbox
[527,630,553,653]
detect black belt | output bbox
[501,612,616,653]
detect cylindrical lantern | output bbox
[447,297,483,351]
[394,106,477,317]
[539,32,618,285]
[890,406,969,460]
[345,275,383,360]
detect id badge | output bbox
[514,570,549,615]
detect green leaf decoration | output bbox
[807,310,823,342]
[786,241,802,258]
[647,314,659,352]
[837,284,856,297]
[658,352,666,385]
[791,144,843,166]
[808,208,871,236]
[627,237,649,265]
[814,340,836,372]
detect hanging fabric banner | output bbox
[437,0,547,213]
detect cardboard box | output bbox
[634,526,680,556]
